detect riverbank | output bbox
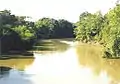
[0,38,74,60]
[0,55,34,60]
[76,41,120,59]
[0,51,34,60]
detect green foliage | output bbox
[54,19,74,38]
[13,25,34,40]
[74,11,103,42]
[35,18,56,38]
[0,10,74,54]
[100,4,120,57]
[74,4,120,57]
[35,18,74,39]
[0,10,36,53]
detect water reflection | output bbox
[33,39,70,53]
[26,46,111,84]
[0,66,12,78]
[76,44,120,83]
[0,69,33,84]
[1,42,120,84]
[0,58,34,71]
[0,59,34,84]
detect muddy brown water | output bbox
[0,39,120,84]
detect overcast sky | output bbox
[0,0,117,22]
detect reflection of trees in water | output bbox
[54,40,70,52]
[0,66,12,78]
[103,59,120,82]
[34,39,70,52]
[76,44,120,82]
[0,66,33,84]
[0,59,34,71]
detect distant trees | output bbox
[35,18,74,39]
[54,19,74,38]
[35,18,57,38]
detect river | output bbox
[0,39,120,84]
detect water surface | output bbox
[0,39,120,84]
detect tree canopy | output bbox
[74,4,120,58]
[0,10,74,54]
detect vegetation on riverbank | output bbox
[1,3,120,59]
[0,10,74,55]
[74,3,120,58]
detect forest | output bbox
[74,4,120,58]
[1,3,120,58]
[0,10,74,54]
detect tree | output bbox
[0,10,36,53]
[35,18,56,38]
[74,11,104,43]
[35,18,74,39]
[13,25,34,40]
[100,4,120,57]
[54,19,74,38]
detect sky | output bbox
[0,0,117,22]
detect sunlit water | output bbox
[0,40,120,84]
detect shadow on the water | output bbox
[0,66,34,84]
[33,46,53,51]
[0,56,34,60]
[0,51,34,60]
[103,56,120,59]
[33,39,70,52]
[0,58,34,71]
[0,66,12,78]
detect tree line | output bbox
[1,3,120,58]
[0,10,74,54]
[74,4,120,58]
